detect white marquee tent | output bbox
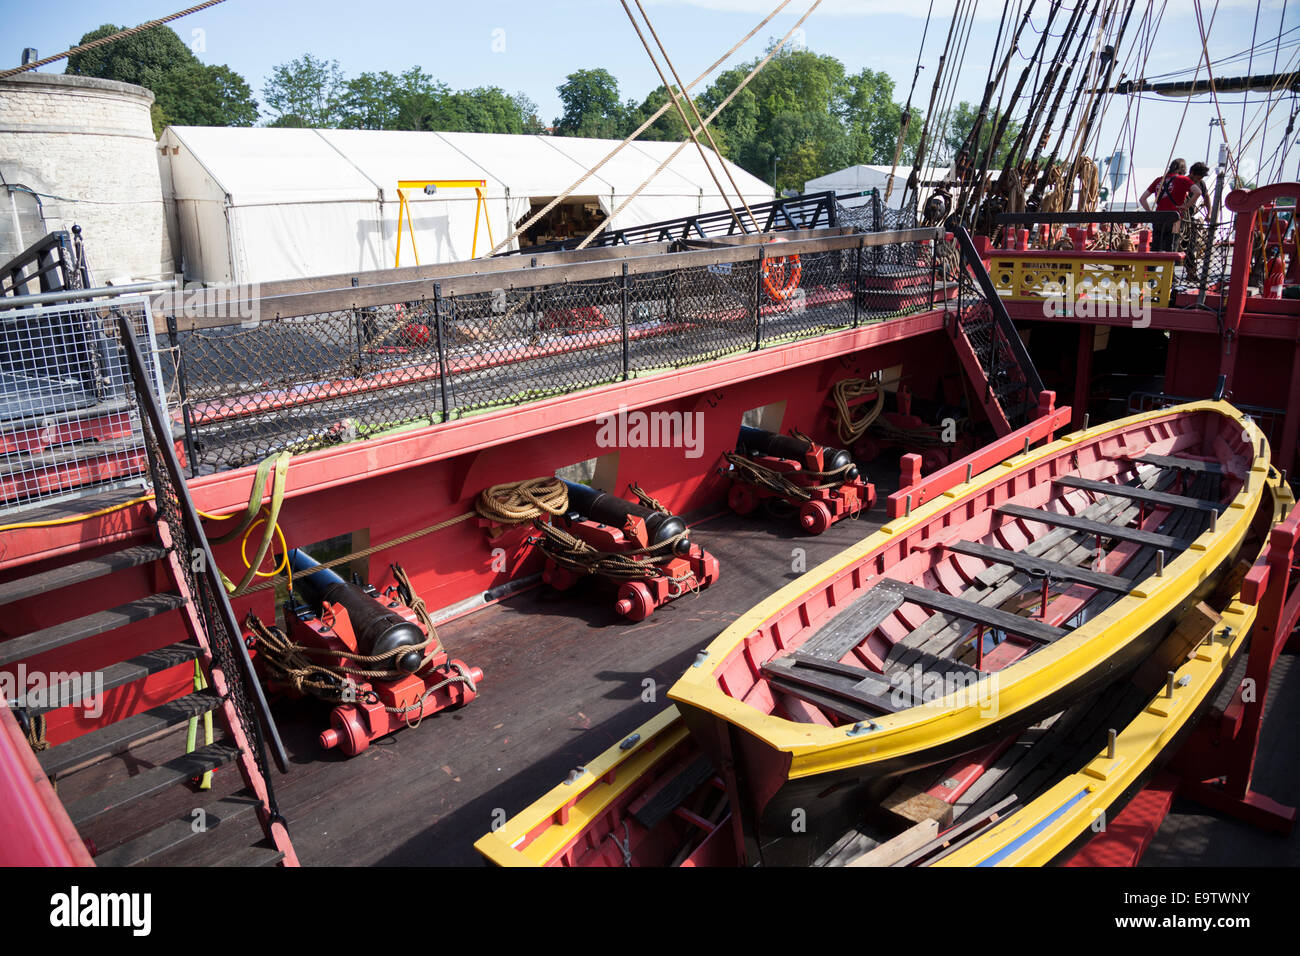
[159,127,774,285]
[804,164,959,209]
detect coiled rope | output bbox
[830,378,887,446]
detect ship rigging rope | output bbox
[1156,0,1215,188]
[0,0,228,79]
[532,521,693,580]
[621,0,752,234]
[884,0,936,204]
[929,0,977,184]
[577,0,824,250]
[244,611,474,718]
[628,0,761,234]
[240,478,568,596]
[487,0,793,255]
[903,0,967,209]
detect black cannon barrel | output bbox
[559,479,691,555]
[288,549,425,673]
[737,425,858,478]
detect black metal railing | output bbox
[117,316,289,804]
[509,191,843,254]
[947,219,1045,430]
[154,228,944,474]
[1,227,90,303]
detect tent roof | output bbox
[632,139,773,201]
[433,131,616,198]
[165,126,379,206]
[164,127,775,209]
[315,129,508,203]
[542,136,702,197]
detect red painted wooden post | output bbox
[899,452,923,491]
[1226,520,1297,799]
[1036,390,1057,440]
[1220,185,1300,391]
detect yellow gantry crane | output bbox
[394,179,494,267]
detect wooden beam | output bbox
[1055,475,1221,512]
[762,656,903,715]
[846,819,940,867]
[996,503,1192,552]
[873,579,1069,645]
[1132,453,1224,475]
[946,540,1134,593]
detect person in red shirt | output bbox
[1140,159,1193,252]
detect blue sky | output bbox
[8,0,1300,190]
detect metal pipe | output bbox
[1,279,177,308]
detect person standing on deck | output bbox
[1139,159,1193,252]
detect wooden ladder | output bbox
[0,519,297,867]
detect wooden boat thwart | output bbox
[474,464,1286,868]
[668,400,1269,865]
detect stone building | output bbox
[0,72,173,281]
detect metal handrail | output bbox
[152,227,940,331]
[116,315,290,785]
[2,280,177,309]
[946,217,1046,398]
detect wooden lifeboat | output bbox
[667,400,1272,865]
[474,447,1285,869]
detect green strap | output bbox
[186,661,214,790]
[209,452,289,546]
[224,452,291,597]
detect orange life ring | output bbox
[762,238,802,301]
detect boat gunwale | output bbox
[933,473,1289,866]
[667,400,1269,776]
[472,705,689,866]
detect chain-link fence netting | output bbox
[943,241,1041,432]
[0,296,165,512]
[127,319,278,807]
[162,233,945,475]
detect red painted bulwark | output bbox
[0,689,92,866]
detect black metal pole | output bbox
[433,283,450,423]
[166,313,200,479]
[621,262,630,380]
[351,276,368,378]
[754,247,765,350]
[853,237,863,328]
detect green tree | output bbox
[942,101,1021,169]
[66,23,193,90]
[554,68,627,138]
[339,71,402,130]
[842,69,919,167]
[628,86,694,142]
[65,24,257,135]
[442,87,529,134]
[702,47,852,192]
[513,93,547,133]
[153,63,258,128]
[263,54,345,127]
[388,68,452,131]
